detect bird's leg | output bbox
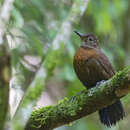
[70,80,106,102]
[96,80,106,87]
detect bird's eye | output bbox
[88,37,93,41]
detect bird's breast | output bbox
[73,48,97,85]
[74,47,96,70]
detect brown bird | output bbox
[73,31,125,127]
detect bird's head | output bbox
[74,31,99,48]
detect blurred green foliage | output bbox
[7,0,130,129]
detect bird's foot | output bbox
[96,80,106,87]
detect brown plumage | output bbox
[74,46,115,88]
[73,31,125,127]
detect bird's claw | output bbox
[96,80,106,87]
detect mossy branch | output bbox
[25,67,130,130]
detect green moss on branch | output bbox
[25,67,130,130]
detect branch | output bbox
[25,67,130,130]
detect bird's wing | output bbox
[97,51,115,79]
[85,50,115,80]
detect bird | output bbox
[73,31,125,127]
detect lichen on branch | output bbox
[25,67,130,130]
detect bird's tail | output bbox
[99,100,125,127]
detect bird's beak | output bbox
[74,30,83,38]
